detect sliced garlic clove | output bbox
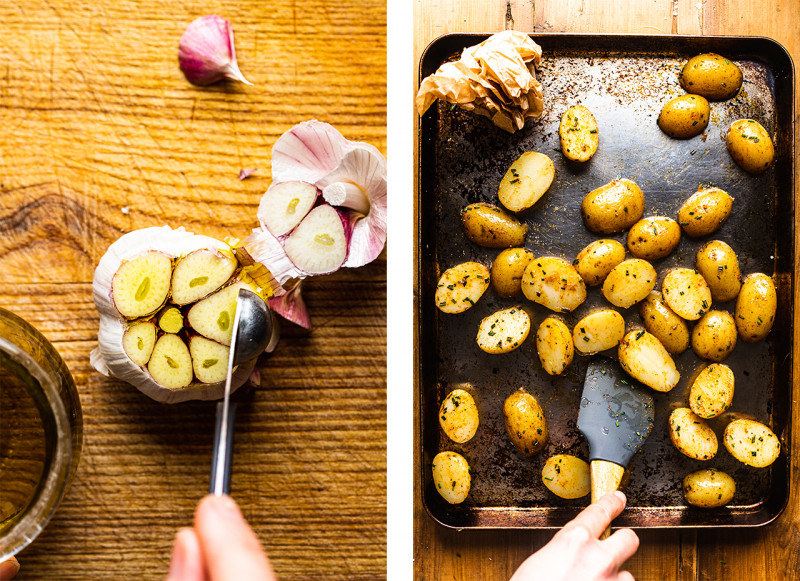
[157,306,184,334]
[111,251,173,318]
[187,281,253,346]
[190,335,231,384]
[283,204,348,275]
[148,334,194,390]
[171,248,238,305]
[122,321,157,367]
[258,181,319,237]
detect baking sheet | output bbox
[417,34,794,528]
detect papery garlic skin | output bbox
[178,15,252,86]
[92,226,265,404]
[268,281,311,329]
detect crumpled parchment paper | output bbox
[416,30,544,133]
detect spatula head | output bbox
[577,356,654,467]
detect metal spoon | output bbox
[209,288,278,495]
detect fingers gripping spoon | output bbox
[577,357,654,539]
[209,289,277,496]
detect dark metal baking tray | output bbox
[416,34,794,528]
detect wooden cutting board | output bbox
[0,1,386,579]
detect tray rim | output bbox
[415,32,796,530]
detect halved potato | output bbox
[432,451,471,504]
[661,268,712,321]
[601,258,657,309]
[669,407,718,461]
[435,262,491,314]
[618,329,680,392]
[723,419,780,468]
[476,307,530,354]
[542,455,590,499]
[639,291,690,355]
[439,388,480,444]
[689,364,734,419]
[536,317,574,376]
[573,309,625,354]
[521,257,587,313]
[498,152,555,212]
[559,105,599,162]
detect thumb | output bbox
[194,494,277,581]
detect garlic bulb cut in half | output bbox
[92,226,278,403]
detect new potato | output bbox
[461,202,528,248]
[498,152,555,212]
[504,388,548,456]
[439,388,479,443]
[657,94,710,139]
[723,418,780,468]
[626,216,681,260]
[689,364,734,419]
[679,53,743,101]
[559,105,599,162]
[639,291,690,355]
[602,258,657,309]
[476,307,530,354]
[683,469,736,507]
[735,273,776,342]
[432,451,471,504]
[677,187,733,238]
[573,309,625,354]
[542,455,590,499]
[491,248,533,298]
[662,268,712,321]
[536,317,574,375]
[581,179,645,234]
[522,257,587,313]
[691,310,737,362]
[726,119,775,174]
[435,262,491,313]
[618,329,680,392]
[574,239,626,286]
[669,407,718,461]
[695,240,741,302]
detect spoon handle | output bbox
[209,401,237,495]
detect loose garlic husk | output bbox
[178,15,252,86]
[91,226,279,403]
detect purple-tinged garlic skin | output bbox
[269,281,311,329]
[178,15,252,86]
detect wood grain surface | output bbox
[0,1,386,579]
[414,1,799,580]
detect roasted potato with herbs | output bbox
[662,268,712,321]
[503,388,548,456]
[476,306,530,354]
[726,119,775,174]
[461,202,528,248]
[574,239,626,286]
[695,240,742,302]
[669,407,718,461]
[521,257,587,313]
[491,248,534,298]
[536,317,574,376]
[723,418,780,468]
[692,310,737,362]
[559,105,599,162]
[657,94,710,139]
[581,179,645,234]
[626,216,681,260]
[542,455,590,499]
[679,53,743,101]
[498,152,555,212]
[683,469,736,508]
[432,451,471,504]
[573,309,625,354]
[689,363,734,419]
[601,258,657,309]
[735,273,776,342]
[435,262,491,313]
[618,329,680,392]
[439,388,479,444]
[677,187,733,238]
[639,291,690,355]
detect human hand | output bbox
[0,557,20,580]
[509,491,639,581]
[166,494,277,581]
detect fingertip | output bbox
[167,528,206,581]
[0,556,20,580]
[612,490,627,506]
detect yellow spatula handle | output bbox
[590,460,625,540]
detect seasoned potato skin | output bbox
[695,240,741,302]
[559,105,599,162]
[662,268,712,321]
[639,291,690,355]
[679,53,743,100]
[692,310,737,362]
[626,216,681,260]
[601,258,657,309]
[476,306,530,354]
[573,309,625,354]
[461,203,528,248]
[726,119,775,174]
[574,239,626,286]
[503,388,548,456]
[581,179,645,234]
[521,257,587,313]
[669,407,718,461]
[723,418,781,468]
[435,262,491,313]
[735,273,776,342]
[542,455,591,499]
[618,329,680,392]
[689,364,734,419]
[432,451,471,504]
[439,388,479,444]
[657,94,710,139]
[491,248,534,298]
[678,187,734,237]
[498,152,555,212]
[683,469,736,507]
[536,317,574,375]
